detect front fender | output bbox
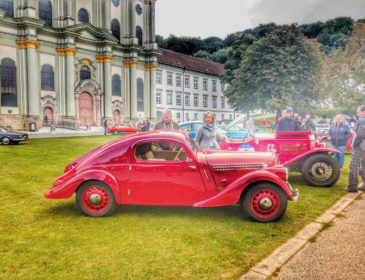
[192,170,292,207]
[283,148,340,166]
[44,169,121,204]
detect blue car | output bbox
[178,121,202,138]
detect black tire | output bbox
[240,183,288,223]
[1,137,11,145]
[301,154,340,187]
[113,131,119,135]
[76,180,117,217]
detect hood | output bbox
[205,150,278,171]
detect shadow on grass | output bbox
[44,201,245,220]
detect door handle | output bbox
[188,166,197,170]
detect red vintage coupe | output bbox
[107,123,141,135]
[45,131,299,222]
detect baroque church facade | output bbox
[0,0,159,131]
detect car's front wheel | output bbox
[76,181,117,217]
[301,154,340,187]
[113,131,119,135]
[1,137,11,145]
[240,183,288,223]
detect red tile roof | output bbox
[158,48,225,76]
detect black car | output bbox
[0,127,29,145]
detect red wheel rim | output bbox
[250,189,280,219]
[81,185,110,213]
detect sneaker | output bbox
[341,188,358,193]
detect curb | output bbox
[239,191,363,280]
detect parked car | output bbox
[107,123,141,135]
[0,127,29,145]
[179,121,202,138]
[45,131,299,222]
[219,117,341,187]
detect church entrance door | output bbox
[79,92,94,126]
[43,107,54,126]
[113,110,121,125]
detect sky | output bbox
[155,0,365,39]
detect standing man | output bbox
[345,105,365,192]
[303,115,316,132]
[328,115,352,171]
[103,119,108,135]
[276,107,299,132]
[154,110,178,130]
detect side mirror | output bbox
[186,158,193,164]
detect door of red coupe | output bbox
[127,141,206,205]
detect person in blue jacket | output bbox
[276,107,299,132]
[328,114,351,170]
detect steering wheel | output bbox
[173,147,183,161]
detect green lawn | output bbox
[0,136,351,279]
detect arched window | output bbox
[111,19,120,42]
[137,78,144,112]
[0,0,14,18]
[38,0,52,27]
[41,65,54,91]
[1,58,17,107]
[80,65,91,81]
[112,74,121,96]
[78,8,89,23]
[136,26,142,46]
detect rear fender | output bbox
[192,170,292,207]
[44,169,121,204]
[283,148,340,166]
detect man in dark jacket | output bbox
[276,107,299,132]
[345,105,365,192]
[328,115,351,170]
[303,115,316,132]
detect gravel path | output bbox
[277,194,365,280]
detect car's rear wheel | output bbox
[113,131,119,135]
[240,183,287,223]
[76,181,117,217]
[1,137,11,145]
[301,154,340,187]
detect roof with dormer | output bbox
[158,48,225,76]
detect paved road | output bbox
[276,194,365,280]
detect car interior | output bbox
[135,142,187,161]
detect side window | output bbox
[135,142,187,162]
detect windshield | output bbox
[185,134,199,153]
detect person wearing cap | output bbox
[276,107,299,132]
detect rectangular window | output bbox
[156,72,162,84]
[203,79,208,91]
[229,114,233,120]
[176,94,181,105]
[176,112,181,120]
[221,114,224,120]
[176,75,181,87]
[194,77,199,89]
[194,95,199,107]
[221,83,225,92]
[167,93,172,105]
[203,95,208,107]
[167,73,173,86]
[212,96,217,108]
[212,80,217,92]
[185,113,189,121]
[185,95,190,106]
[221,97,225,108]
[194,113,198,120]
[156,93,161,104]
[184,76,190,88]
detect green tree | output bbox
[193,50,212,61]
[225,25,324,116]
[326,23,365,114]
